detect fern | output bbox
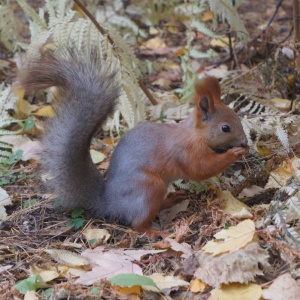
[0,85,22,135]
[16,0,146,129]
[0,4,20,51]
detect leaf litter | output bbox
[1,0,300,299]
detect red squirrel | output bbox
[20,48,248,239]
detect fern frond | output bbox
[190,19,220,38]
[16,0,47,30]
[0,5,20,51]
[190,48,217,59]
[275,117,290,151]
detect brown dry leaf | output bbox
[175,219,190,241]
[202,219,255,256]
[209,283,262,300]
[114,285,141,296]
[190,279,208,293]
[201,10,213,22]
[158,199,189,228]
[44,249,90,267]
[82,228,111,247]
[165,238,192,259]
[148,273,189,295]
[32,105,54,117]
[221,190,251,217]
[262,273,300,300]
[195,242,269,288]
[74,247,165,285]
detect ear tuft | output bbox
[194,76,221,105]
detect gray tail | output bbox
[20,48,120,211]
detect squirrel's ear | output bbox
[195,94,215,124]
[194,76,221,126]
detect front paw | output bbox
[228,147,247,157]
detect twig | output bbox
[73,0,158,105]
[266,0,283,28]
[293,0,300,42]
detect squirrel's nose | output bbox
[241,141,248,148]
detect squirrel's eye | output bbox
[222,125,230,132]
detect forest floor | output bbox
[0,0,300,299]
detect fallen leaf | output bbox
[209,283,262,300]
[265,158,298,189]
[232,208,253,219]
[190,279,207,293]
[262,273,300,300]
[74,247,165,285]
[90,149,105,164]
[148,273,189,295]
[29,266,60,282]
[44,249,90,267]
[24,291,39,300]
[13,140,42,161]
[221,190,251,217]
[238,185,264,199]
[211,36,235,48]
[202,219,255,255]
[0,187,12,221]
[158,199,189,228]
[165,238,192,259]
[32,105,54,117]
[270,98,290,112]
[82,228,111,247]
[142,36,167,49]
[195,242,269,288]
[201,10,213,22]
[114,285,141,296]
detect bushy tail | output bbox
[20,48,120,211]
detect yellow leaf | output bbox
[202,220,255,256]
[221,190,250,216]
[44,249,90,267]
[30,266,60,282]
[209,283,262,300]
[33,105,54,117]
[271,98,290,112]
[190,279,207,293]
[211,36,235,48]
[201,10,213,22]
[114,285,141,296]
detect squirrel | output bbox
[19,48,248,239]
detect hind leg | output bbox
[161,190,187,209]
[131,173,170,239]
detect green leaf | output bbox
[71,208,84,218]
[23,115,35,131]
[110,274,158,288]
[14,275,48,294]
[91,286,100,295]
[66,218,85,229]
